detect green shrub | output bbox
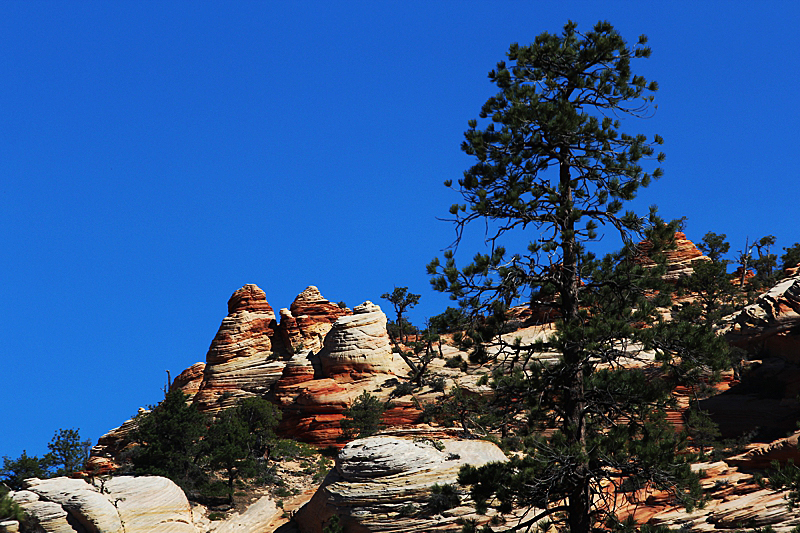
[0,489,25,522]
[445,355,464,368]
[393,381,415,397]
[428,376,447,392]
[340,391,385,439]
[427,483,461,514]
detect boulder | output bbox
[18,501,73,533]
[23,477,123,533]
[207,496,280,533]
[102,476,196,533]
[294,436,510,533]
[18,476,196,533]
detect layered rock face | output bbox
[13,476,196,533]
[636,232,709,282]
[317,301,404,379]
[643,460,800,531]
[192,284,285,413]
[87,409,147,474]
[277,286,351,355]
[274,302,413,447]
[725,273,800,359]
[295,436,510,533]
[170,362,206,401]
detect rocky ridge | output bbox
[71,265,800,533]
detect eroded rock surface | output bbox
[725,273,800,359]
[170,362,206,401]
[274,302,414,447]
[295,436,509,533]
[317,301,404,379]
[277,286,351,355]
[193,284,285,413]
[636,232,709,282]
[16,476,196,533]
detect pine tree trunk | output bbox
[559,156,592,533]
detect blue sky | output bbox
[2,2,798,459]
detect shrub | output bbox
[340,391,385,439]
[428,376,447,392]
[445,355,464,368]
[427,483,461,514]
[0,489,25,523]
[393,381,415,397]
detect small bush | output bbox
[208,511,226,521]
[341,391,385,439]
[427,483,461,514]
[394,381,415,397]
[428,376,446,392]
[323,515,344,533]
[0,489,25,522]
[445,355,464,368]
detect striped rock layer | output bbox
[15,476,196,533]
[192,284,285,414]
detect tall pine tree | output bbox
[428,21,727,533]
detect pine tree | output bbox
[381,287,421,343]
[130,389,207,489]
[428,21,727,533]
[46,428,92,477]
[781,243,800,274]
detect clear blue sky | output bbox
[2,2,798,459]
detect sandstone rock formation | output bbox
[87,408,147,474]
[14,476,196,533]
[193,284,286,413]
[644,461,800,531]
[276,286,351,355]
[317,301,404,380]
[725,272,800,359]
[295,436,510,533]
[273,302,414,447]
[170,362,206,401]
[636,231,709,282]
[206,496,280,533]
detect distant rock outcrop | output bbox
[274,302,414,447]
[192,284,285,413]
[295,436,510,533]
[87,409,147,474]
[636,231,709,282]
[725,273,800,359]
[317,301,403,379]
[170,362,206,401]
[277,286,351,355]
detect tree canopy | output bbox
[428,20,727,533]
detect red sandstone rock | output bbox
[636,232,710,282]
[277,286,351,355]
[273,302,411,448]
[192,284,285,413]
[169,362,205,402]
